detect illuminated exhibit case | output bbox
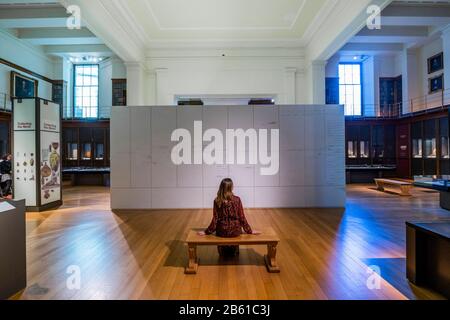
[12,98,62,211]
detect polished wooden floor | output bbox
[16,184,450,300]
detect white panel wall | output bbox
[111,104,345,210]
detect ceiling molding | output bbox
[142,0,307,32]
[302,0,339,46]
[58,0,145,62]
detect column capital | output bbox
[311,60,328,67]
[124,61,147,71]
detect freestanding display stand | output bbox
[12,98,62,211]
[0,199,26,299]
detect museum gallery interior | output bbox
[0,0,449,301]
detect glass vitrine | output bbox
[412,139,423,158]
[81,143,92,160]
[441,137,449,159]
[360,141,369,158]
[95,143,104,160]
[425,138,437,159]
[67,142,78,160]
[347,141,358,158]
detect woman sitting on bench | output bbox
[198,178,260,257]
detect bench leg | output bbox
[376,182,385,192]
[185,244,198,275]
[264,244,280,273]
[400,185,412,196]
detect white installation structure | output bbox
[110,105,345,209]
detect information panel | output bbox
[13,98,62,211]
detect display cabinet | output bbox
[79,127,92,165]
[411,121,424,176]
[61,121,110,168]
[412,139,423,159]
[425,138,437,159]
[440,117,450,174]
[360,140,369,158]
[92,127,105,164]
[372,125,385,164]
[424,119,437,175]
[347,140,358,159]
[441,137,449,159]
[63,127,78,168]
[345,122,398,183]
[0,115,10,157]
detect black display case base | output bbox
[26,200,63,212]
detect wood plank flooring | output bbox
[15,184,450,300]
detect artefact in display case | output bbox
[360,140,369,158]
[425,138,437,159]
[347,140,357,158]
[412,139,423,158]
[441,136,449,159]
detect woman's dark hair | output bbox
[215,178,234,208]
[2,154,11,161]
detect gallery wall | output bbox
[110,104,345,210]
[146,48,306,106]
[0,30,53,104]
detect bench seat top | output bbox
[375,179,412,185]
[186,227,279,245]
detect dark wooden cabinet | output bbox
[52,80,67,111]
[62,121,110,168]
[112,79,126,106]
[409,116,448,177]
[379,76,402,117]
[346,122,396,166]
[0,112,11,157]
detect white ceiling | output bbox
[93,0,338,50]
[0,0,112,59]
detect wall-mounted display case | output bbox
[81,143,92,160]
[12,98,62,211]
[360,141,369,158]
[411,117,450,176]
[345,123,398,183]
[423,119,437,175]
[440,116,450,174]
[412,139,423,158]
[425,138,437,159]
[347,140,358,158]
[441,137,449,159]
[67,143,78,160]
[61,122,110,168]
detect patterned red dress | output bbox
[205,195,252,237]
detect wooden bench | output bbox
[374,178,413,196]
[185,228,280,274]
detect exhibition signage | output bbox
[12,98,62,211]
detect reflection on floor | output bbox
[18,184,449,300]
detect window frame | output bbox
[338,62,363,117]
[72,64,100,119]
